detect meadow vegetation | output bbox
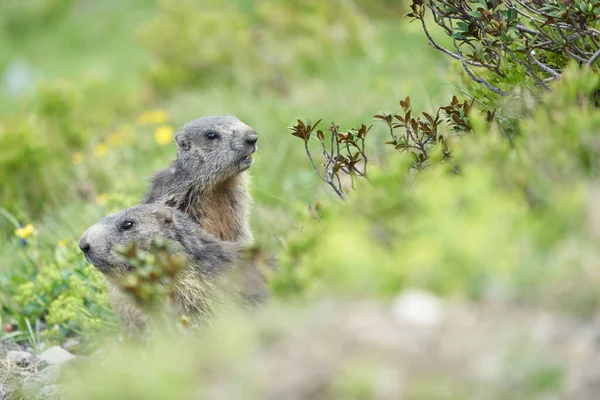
[1,0,600,398]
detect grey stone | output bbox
[0,340,23,358]
[6,350,34,367]
[39,346,76,365]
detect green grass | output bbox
[0,0,155,115]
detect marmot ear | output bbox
[153,208,174,226]
[175,133,190,151]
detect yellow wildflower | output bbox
[57,238,69,247]
[137,109,168,126]
[15,224,36,239]
[93,143,109,158]
[107,132,124,147]
[155,125,174,146]
[71,152,84,165]
[96,194,108,206]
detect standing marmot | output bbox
[78,203,241,336]
[143,116,258,244]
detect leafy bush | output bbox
[137,0,373,93]
[374,94,482,169]
[6,241,115,348]
[275,65,600,315]
[289,93,486,199]
[408,0,600,98]
[290,119,371,199]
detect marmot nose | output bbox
[245,134,258,146]
[78,238,90,254]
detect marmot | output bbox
[143,116,258,244]
[78,203,241,336]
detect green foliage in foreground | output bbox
[39,65,598,399]
[61,299,568,400]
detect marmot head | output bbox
[78,204,179,277]
[174,116,258,187]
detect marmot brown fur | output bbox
[78,203,241,336]
[143,116,258,244]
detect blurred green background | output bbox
[0,0,449,242]
[2,1,600,398]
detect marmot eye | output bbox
[121,220,135,231]
[206,131,218,140]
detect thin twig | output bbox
[565,48,589,63]
[530,40,555,50]
[334,173,345,199]
[330,124,347,200]
[515,24,540,36]
[452,34,508,96]
[543,76,561,83]
[304,141,327,182]
[418,14,484,67]
[460,62,508,96]
[360,137,368,178]
[587,48,600,66]
[528,51,561,77]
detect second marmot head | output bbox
[78,204,246,334]
[78,203,239,278]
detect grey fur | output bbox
[78,203,241,335]
[142,116,257,244]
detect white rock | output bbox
[39,346,76,365]
[392,289,444,328]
